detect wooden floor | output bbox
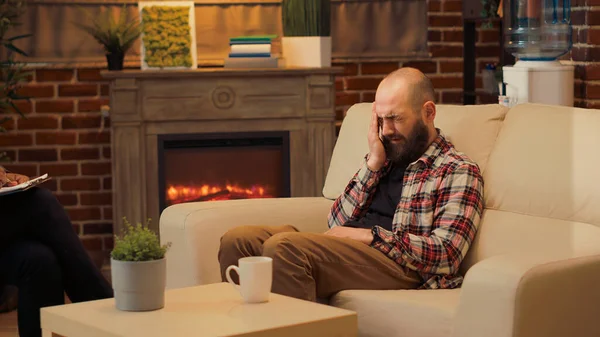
[0,310,17,337]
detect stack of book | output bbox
[224,35,278,69]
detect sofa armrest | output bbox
[159,197,334,289]
[453,253,600,337]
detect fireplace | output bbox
[157,131,290,213]
[103,68,340,235]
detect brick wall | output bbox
[572,0,600,109]
[2,0,594,267]
[2,68,113,268]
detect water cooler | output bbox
[502,0,574,106]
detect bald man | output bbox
[218,68,484,301]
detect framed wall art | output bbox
[138,1,197,70]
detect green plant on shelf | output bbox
[281,0,331,37]
[141,6,192,68]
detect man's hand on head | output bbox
[324,226,374,245]
[367,103,386,172]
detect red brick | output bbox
[78,99,110,113]
[1,150,16,161]
[476,45,501,57]
[17,85,54,98]
[430,75,463,89]
[588,0,600,5]
[428,30,442,42]
[79,131,110,144]
[43,179,58,191]
[103,146,111,159]
[61,178,101,191]
[82,162,111,175]
[588,10,600,24]
[18,149,58,161]
[430,45,463,57]
[0,133,33,146]
[335,78,344,91]
[335,108,344,120]
[18,116,59,130]
[100,85,110,96]
[429,14,462,27]
[2,164,38,176]
[575,28,588,44]
[335,92,360,106]
[440,60,463,73]
[479,29,500,43]
[83,222,113,234]
[1,118,15,131]
[61,148,100,160]
[361,62,399,75]
[68,207,101,221]
[81,237,103,250]
[585,64,600,80]
[103,206,113,220]
[403,61,437,74]
[62,116,102,129]
[586,84,600,99]
[361,92,376,102]
[429,0,441,12]
[40,163,78,176]
[103,177,112,190]
[58,84,98,97]
[571,46,600,62]
[588,29,600,44]
[572,10,586,25]
[443,30,463,42]
[77,69,106,82]
[36,132,77,145]
[478,93,498,104]
[104,236,114,250]
[36,69,74,82]
[36,100,74,113]
[9,101,33,115]
[443,0,462,12]
[56,193,78,206]
[345,77,384,90]
[332,63,358,76]
[441,91,463,104]
[81,193,112,206]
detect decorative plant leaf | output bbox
[282,0,331,37]
[73,4,142,54]
[111,217,172,262]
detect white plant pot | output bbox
[281,36,332,68]
[110,258,166,311]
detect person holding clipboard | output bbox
[0,166,113,337]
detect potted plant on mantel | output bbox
[281,0,331,68]
[73,5,142,71]
[110,217,171,311]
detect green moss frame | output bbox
[139,2,197,69]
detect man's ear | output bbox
[423,101,436,122]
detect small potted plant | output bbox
[110,217,171,311]
[73,5,142,70]
[281,0,331,68]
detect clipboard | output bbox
[0,173,51,196]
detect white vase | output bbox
[281,36,332,68]
[110,258,166,311]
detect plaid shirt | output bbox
[327,130,484,289]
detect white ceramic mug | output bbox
[225,256,273,303]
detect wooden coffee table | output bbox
[41,282,357,337]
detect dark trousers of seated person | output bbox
[0,187,113,337]
[218,225,422,302]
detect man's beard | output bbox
[382,120,431,166]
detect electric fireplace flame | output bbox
[166,183,275,205]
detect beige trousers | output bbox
[218,225,421,302]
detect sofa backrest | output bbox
[322,102,509,199]
[460,103,600,273]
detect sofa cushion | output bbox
[329,288,460,337]
[460,209,600,274]
[322,103,508,200]
[483,103,600,226]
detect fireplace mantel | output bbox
[103,67,342,235]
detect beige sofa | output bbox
[160,103,600,337]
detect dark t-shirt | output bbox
[344,164,406,231]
